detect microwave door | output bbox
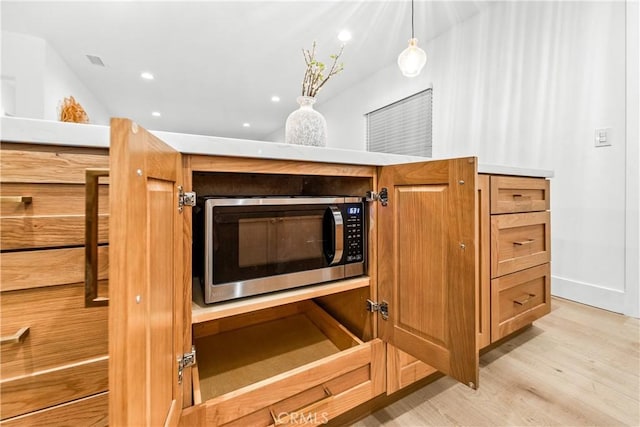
[323,206,344,265]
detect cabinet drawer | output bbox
[0,143,108,184]
[0,356,109,425]
[491,211,550,278]
[0,391,108,427]
[0,183,109,217]
[0,214,108,250]
[491,263,551,341]
[0,357,108,420]
[1,282,108,380]
[0,247,109,292]
[191,301,384,426]
[490,176,550,214]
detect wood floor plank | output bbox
[353,297,640,426]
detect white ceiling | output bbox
[2,1,490,140]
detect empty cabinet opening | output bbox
[192,172,371,198]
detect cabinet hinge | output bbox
[365,188,388,206]
[177,346,196,385]
[178,186,196,212]
[366,299,389,320]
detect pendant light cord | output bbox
[411,0,415,39]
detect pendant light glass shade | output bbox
[397,38,427,78]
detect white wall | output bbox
[625,0,639,318]
[1,32,45,119]
[313,1,637,316]
[1,31,110,124]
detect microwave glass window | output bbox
[238,215,323,268]
[237,218,273,267]
[276,215,323,263]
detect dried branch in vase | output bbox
[59,96,89,124]
[301,41,345,98]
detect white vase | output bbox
[285,96,327,147]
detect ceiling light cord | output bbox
[411,0,415,39]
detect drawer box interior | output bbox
[193,300,363,402]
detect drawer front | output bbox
[200,340,384,426]
[491,211,550,278]
[0,392,108,427]
[0,247,109,292]
[0,214,109,250]
[0,143,108,184]
[0,183,109,217]
[0,356,108,420]
[1,282,108,380]
[491,263,551,341]
[490,176,550,214]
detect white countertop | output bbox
[1,117,553,178]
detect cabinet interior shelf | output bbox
[192,276,371,323]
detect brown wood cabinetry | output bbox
[487,175,552,342]
[0,143,109,425]
[108,119,478,425]
[1,121,552,426]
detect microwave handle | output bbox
[325,206,344,265]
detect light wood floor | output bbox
[354,297,640,426]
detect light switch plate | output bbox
[594,128,612,147]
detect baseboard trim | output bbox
[551,275,625,314]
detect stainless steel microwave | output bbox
[199,196,366,304]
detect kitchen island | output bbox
[0,116,552,426]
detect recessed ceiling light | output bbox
[243,122,251,128]
[141,72,154,80]
[338,30,352,42]
[271,95,280,102]
[152,112,161,117]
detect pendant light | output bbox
[397,0,427,77]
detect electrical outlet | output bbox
[594,128,612,147]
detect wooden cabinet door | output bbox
[109,118,184,426]
[377,158,479,388]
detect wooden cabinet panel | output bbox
[0,214,108,250]
[0,141,110,424]
[0,356,107,419]
[0,183,108,217]
[490,176,550,214]
[386,344,437,395]
[0,392,108,427]
[491,264,551,341]
[0,282,108,379]
[108,118,184,427]
[0,143,108,184]
[377,158,478,389]
[0,246,108,292]
[491,211,550,278]
[477,174,491,350]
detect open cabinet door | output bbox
[109,119,184,426]
[377,157,479,388]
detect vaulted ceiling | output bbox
[2,1,490,139]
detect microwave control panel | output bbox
[344,203,364,263]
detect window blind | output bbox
[366,88,432,157]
